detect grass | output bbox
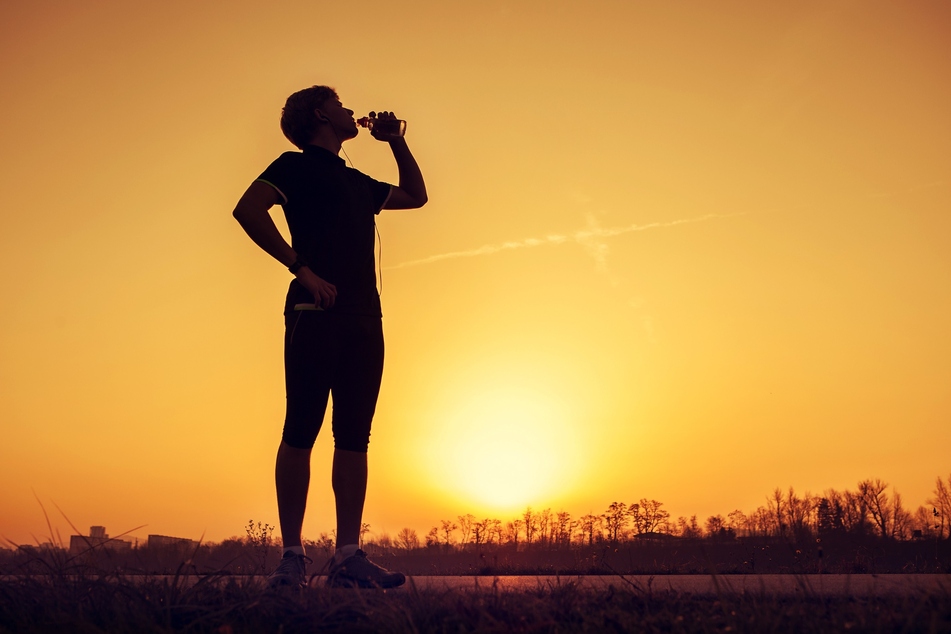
[2,573,950,633]
[3,502,949,632]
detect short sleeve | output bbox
[367,178,392,214]
[254,152,299,205]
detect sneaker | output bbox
[267,552,312,588]
[327,549,405,589]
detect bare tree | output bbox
[523,508,539,546]
[674,516,688,537]
[627,501,641,534]
[373,532,393,554]
[705,514,732,540]
[425,527,440,548]
[725,510,746,536]
[745,506,773,537]
[471,519,491,547]
[890,491,911,540]
[784,487,816,542]
[440,520,458,547]
[839,489,871,536]
[910,505,941,539]
[395,527,419,551]
[457,514,474,546]
[579,514,601,546]
[927,473,951,539]
[506,518,523,549]
[489,518,504,545]
[632,499,670,535]
[553,511,573,547]
[602,502,628,544]
[859,479,891,538]
[655,514,673,535]
[768,488,786,538]
[537,509,552,547]
[676,515,702,538]
[823,488,870,536]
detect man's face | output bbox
[316,98,357,140]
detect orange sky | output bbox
[2,0,949,546]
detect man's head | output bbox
[281,85,356,149]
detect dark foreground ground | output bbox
[2,574,950,633]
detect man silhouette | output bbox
[232,86,427,588]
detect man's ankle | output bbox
[283,545,305,558]
[333,544,359,565]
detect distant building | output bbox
[17,542,66,554]
[68,526,133,555]
[148,534,199,550]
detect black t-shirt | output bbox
[256,145,392,316]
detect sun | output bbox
[424,386,582,513]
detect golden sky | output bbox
[2,0,949,545]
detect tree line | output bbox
[360,473,951,552]
[6,474,949,576]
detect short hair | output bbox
[280,85,338,149]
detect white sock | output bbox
[283,545,305,558]
[333,544,359,565]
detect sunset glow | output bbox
[425,383,582,511]
[1,1,950,547]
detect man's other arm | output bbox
[232,181,338,308]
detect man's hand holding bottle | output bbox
[357,111,407,142]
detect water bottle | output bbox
[356,112,407,138]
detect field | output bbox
[3,525,950,632]
[2,572,950,633]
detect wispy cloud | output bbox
[387,213,746,270]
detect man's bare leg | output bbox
[275,441,311,550]
[327,447,405,587]
[332,448,367,548]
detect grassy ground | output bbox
[1,574,950,633]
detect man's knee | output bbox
[282,423,319,450]
[331,413,372,453]
[333,417,371,452]
[333,437,369,453]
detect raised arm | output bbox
[232,181,338,308]
[370,112,427,209]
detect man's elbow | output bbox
[232,204,254,223]
[409,186,428,207]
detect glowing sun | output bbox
[425,386,581,512]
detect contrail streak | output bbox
[387,213,745,270]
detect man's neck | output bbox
[306,130,342,155]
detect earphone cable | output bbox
[331,123,383,298]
